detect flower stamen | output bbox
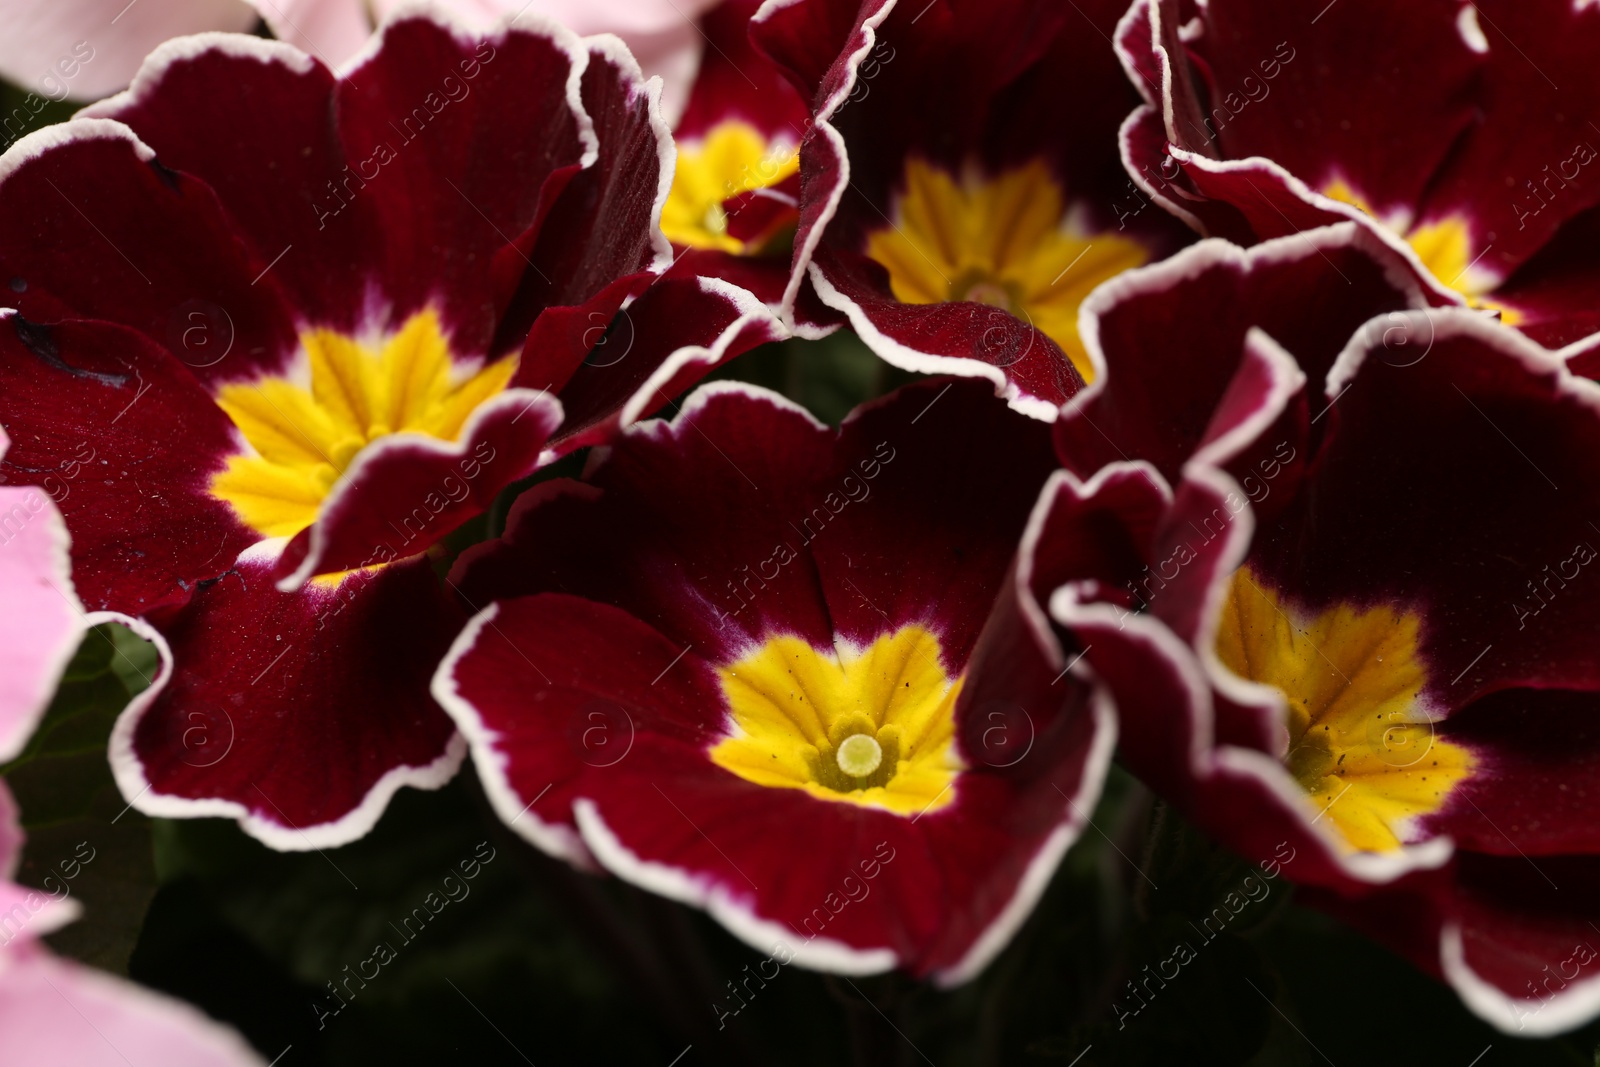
[836,733,883,777]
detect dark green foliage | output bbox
[4,625,158,974]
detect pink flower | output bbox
[0,781,263,1064]
[0,427,82,762]
[0,0,256,103]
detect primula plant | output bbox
[1,1,1600,1064]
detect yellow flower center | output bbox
[710,626,963,815]
[1216,568,1475,853]
[661,121,799,254]
[209,309,516,540]
[1323,180,1521,324]
[864,158,1150,383]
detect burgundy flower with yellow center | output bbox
[660,3,805,262]
[1039,222,1600,1034]
[1120,0,1600,352]
[752,0,1189,416]
[0,12,779,848]
[433,378,1115,980]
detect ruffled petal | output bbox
[111,550,464,849]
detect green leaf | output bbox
[3,623,158,974]
[713,329,916,425]
[0,79,77,155]
[143,778,670,1062]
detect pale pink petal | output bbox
[0,432,83,765]
[487,0,722,37]
[617,21,704,124]
[366,0,714,119]
[0,945,264,1065]
[367,0,722,36]
[243,0,370,71]
[509,0,720,122]
[0,883,82,945]
[0,0,256,102]
[508,0,721,123]
[0,780,258,1062]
